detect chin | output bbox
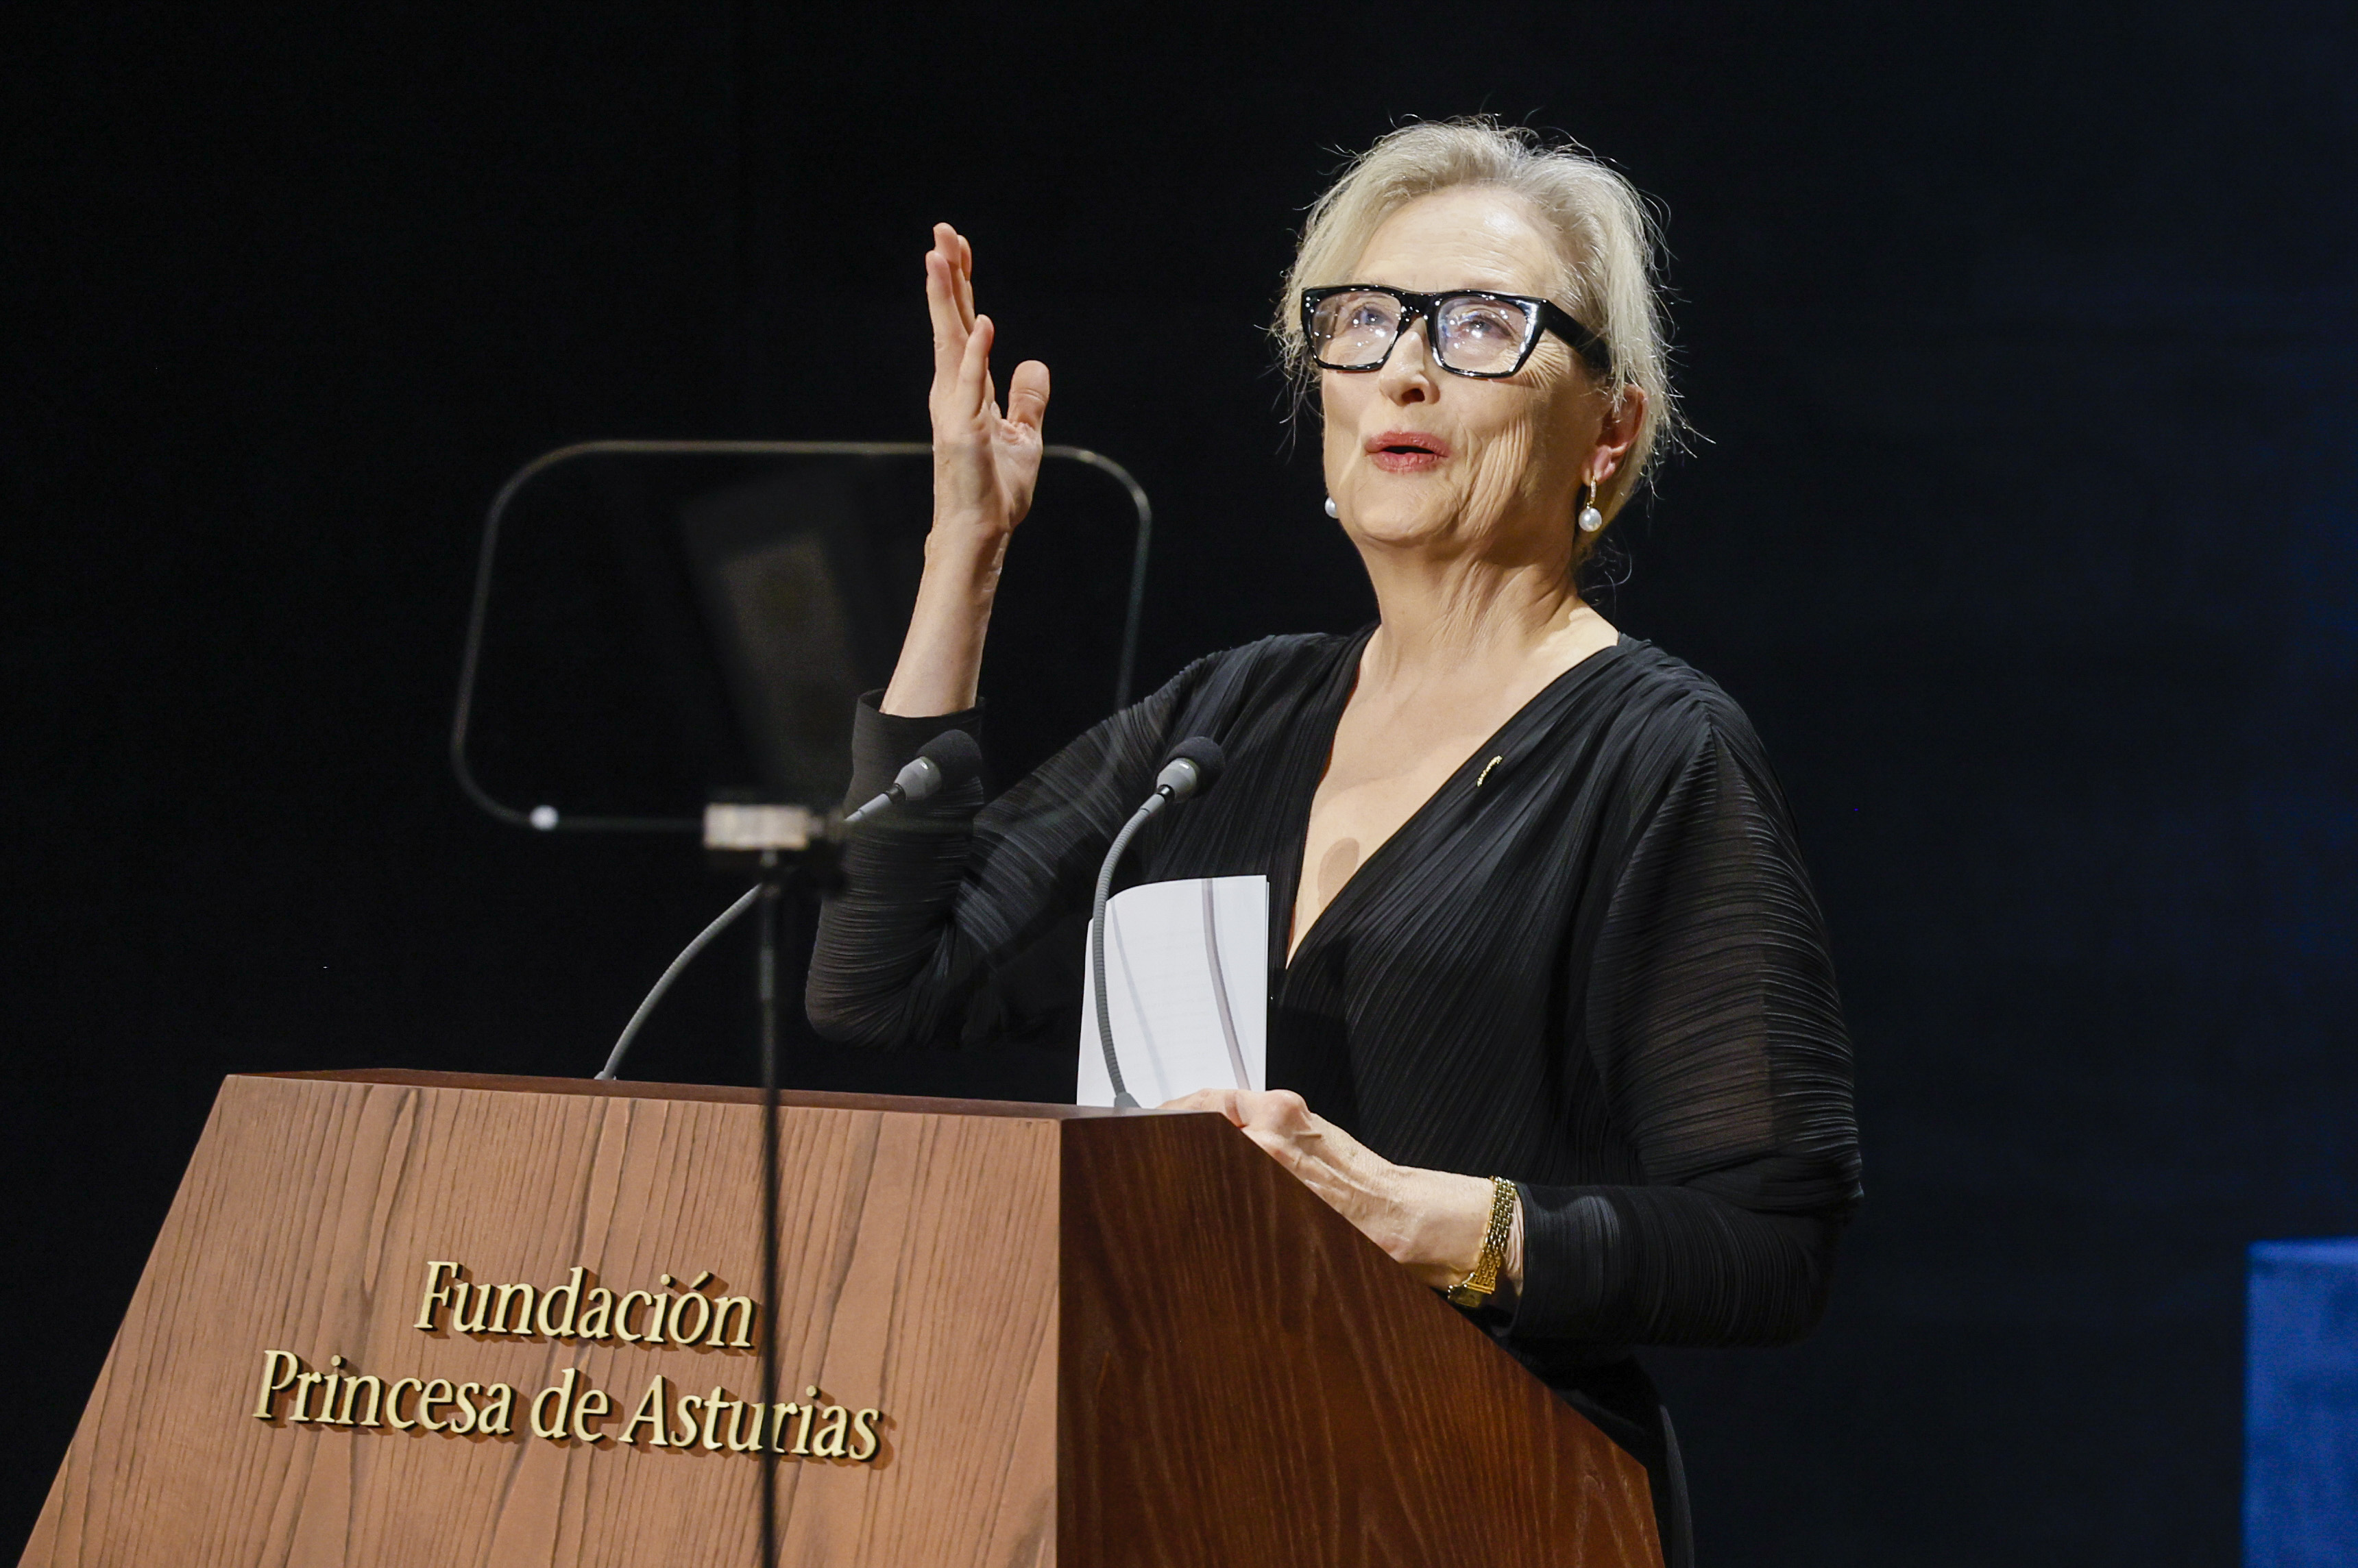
[1345,509,1457,550]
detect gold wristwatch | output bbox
[1444,1176,1518,1308]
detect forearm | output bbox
[881,524,1006,717]
[1193,1090,1524,1295]
[811,668,1193,1050]
[1513,1183,1841,1346]
[805,698,990,1047]
[1376,1165,1525,1295]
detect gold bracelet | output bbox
[1444,1176,1518,1308]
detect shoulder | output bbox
[1597,639,1765,751]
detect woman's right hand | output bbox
[925,223,1051,540]
[881,225,1052,718]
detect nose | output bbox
[1376,315,1437,403]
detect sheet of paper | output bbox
[1075,874,1268,1107]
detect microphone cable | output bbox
[1090,737,1226,1107]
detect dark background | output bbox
[6,2,2354,1560]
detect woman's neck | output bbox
[1356,542,1596,691]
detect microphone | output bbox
[598,726,984,1083]
[842,728,984,826]
[1091,737,1227,1107]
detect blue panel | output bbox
[2247,1240,2358,1567]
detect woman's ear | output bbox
[1588,382,1648,485]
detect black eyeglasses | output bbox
[1300,286,1612,379]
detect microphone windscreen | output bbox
[915,728,984,791]
[1158,736,1226,800]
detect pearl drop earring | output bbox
[1577,481,1605,533]
[1324,495,1339,519]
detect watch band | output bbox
[1445,1176,1518,1308]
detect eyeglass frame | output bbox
[1298,285,1614,380]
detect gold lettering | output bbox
[812,1404,850,1459]
[335,1374,383,1428]
[848,1408,881,1462]
[448,1382,481,1435]
[385,1377,424,1430]
[419,1377,454,1432]
[699,1387,730,1451]
[672,1393,702,1448]
[477,1382,516,1436]
[707,1294,756,1349]
[666,1271,714,1347]
[415,1260,461,1331]
[289,1371,326,1423]
[791,1388,818,1457]
[530,1368,579,1440]
[576,1286,615,1340]
[252,1350,301,1420]
[767,1403,799,1454]
[618,1376,670,1447]
[537,1267,586,1338]
[570,1386,611,1444]
[723,1399,766,1453]
[614,1290,655,1344]
[452,1282,494,1335]
[489,1282,537,1336]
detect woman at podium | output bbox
[807,119,1861,1565]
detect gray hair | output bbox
[1275,119,1679,523]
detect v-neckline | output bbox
[1278,627,1628,972]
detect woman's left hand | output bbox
[1160,1087,1500,1291]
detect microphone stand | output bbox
[598,811,840,1568]
[755,852,784,1568]
[1090,741,1225,1109]
[1091,807,1163,1109]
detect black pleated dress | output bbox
[806,630,1862,1562]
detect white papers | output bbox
[1076,875,1268,1107]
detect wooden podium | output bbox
[23,1069,1660,1566]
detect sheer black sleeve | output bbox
[804,670,1196,1051]
[1511,713,1862,1348]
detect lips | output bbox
[1365,430,1450,472]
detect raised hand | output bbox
[880,225,1053,718]
[925,223,1052,540]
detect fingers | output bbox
[929,223,995,411]
[1237,1089,1313,1131]
[953,229,976,330]
[953,313,995,420]
[925,238,965,387]
[1160,1087,1244,1124]
[1006,360,1052,434]
[929,222,976,333]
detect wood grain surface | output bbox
[23,1073,1065,1568]
[27,1070,1657,1567]
[1059,1111,1662,1567]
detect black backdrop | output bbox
[6,3,2355,1560]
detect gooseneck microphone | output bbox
[844,728,984,826]
[596,726,986,1083]
[1091,737,1227,1107]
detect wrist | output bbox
[1442,1177,1520,1309]
[1389,1168,1496,1288]
[926,512,1012,561]
[882,531,1004,718]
